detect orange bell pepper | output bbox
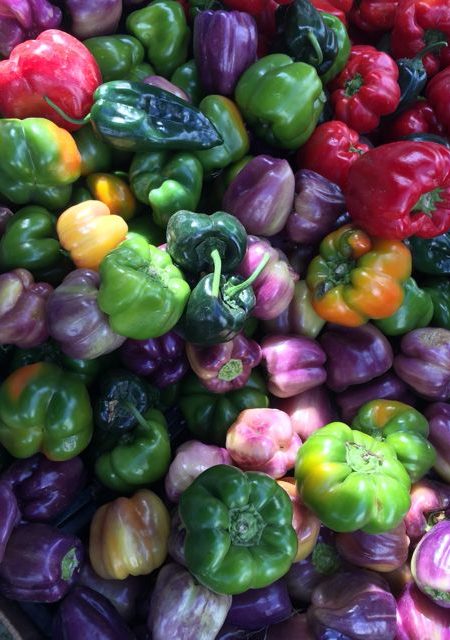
[56,199,128,270]
[86,173,138,221]
[88,489,170,580]
[306,224,412,326]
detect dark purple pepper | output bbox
[193,10,258,96]
[0,523,83,602]
[119,331,188,388]
[225,578,293,631]
[64,0,122,39]
[0,482,20,563]
[78,564,143,622]
[0,0,62,58]
[0,454,86,522]
[424,402,450,482]
[411,519,450,608]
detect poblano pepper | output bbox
[374,277,434,336]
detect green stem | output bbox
[122,401,148,430]
[211,249,222,298]
[308,32,324,66]
[43,96,91,126]
[226,253,270,298]
[414,41,448,60]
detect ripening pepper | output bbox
[422,276,450,329]
[0,362,93,460]
[235,54,326,149]
[373,277,434,335]
[305,224,412,327]
[0,118,81,210]
[86,174,138,221]
[83,34,148,82]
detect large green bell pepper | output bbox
[352,399,436,482]
[320,14,351,86]
[126,0,190,77]
[178,464,298,595]
[422,276,450,329]
[373,277,434,336]
[295,421,411,533]
[95,407,171,492]
[98,233,191,340]
[171,59,204,106]
[129,151,203,228]
[179,370,269,445]
[235,54,325,149]
[83,35,149,83]
[0,362,93,460]
[406,232,450,275]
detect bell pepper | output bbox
[295,421,412,533]
[0,483,20,564]
[352,399,436,481]
[306,224,412,327]
[0,362,93,460]
[83,34,147,83]
[64,0,122,40]
[85,173,137,222]
[320,13,351,85]
[0,118,81,210]
[98,233,190,340]
[426,65,450,135]
[126,0,190,77]
[166,210,247,274]
[0,30,101,132]
[89,489,170,579]
[383,99,445,142]
[143,75,190,101]
[329,45,401,133]
[263,280,326,339]
[346,141,450,240]
[129,151,203,228]
[179,464,298,594]
[126,214,165,246]
[235,54,326,149]
[221,0,265,13]
[95,407,171,492]
[349,0,399,32]
[0,0,62,59]
[170,59,204,105]
[373,277,434,335]
[407,231,450,275]
[422,276,450,329]
[424,402,450,482]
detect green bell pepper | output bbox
[422,276,450,330]
[83,35,147,83]
[98,233,191,340]
[95,407,171,492]
[73,125,113,176]
[406,232,450,275]
[235,54,326,150]
[0,362,93,460]
[295,421,411,533]
[126,214,166,246]
[352,399,436,482]
[373,277,434,336]
[320,14,351,86]
[179,464,298,595]
[126,0,190,77]
[171,59,204,106]
[194,95,250,172]
[179,370,269,446]
[129,151,203,228]
[125,63,156,82]
[166,209,247,273]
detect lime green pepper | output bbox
[126,0,190,78]
[235,54,326,150]
[374,277,434,336]
[171,59,204,106]
[320,14,351,86]
[422,276,450,329]
[83,35,148,82]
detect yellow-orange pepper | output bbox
[56,200,128,270]
[86,173,138,221]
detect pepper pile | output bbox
[0,0,450,638]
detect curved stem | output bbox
[308,32,324,66]
[226,253,270,298]
[414,40,448,60]
[43,96,91,126]
[211,249,222,298]
[122,401,148,430]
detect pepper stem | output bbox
[413,41,448,60]
[226,253,270,298]
[43,96,91,126]
[307,32,324,66]
[211,249,222,298]
[122,401,149,430]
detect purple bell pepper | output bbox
[0,482,20,564]
[274,385,336,440]
[411,519,450,608]
[119,331,188,388]
[319,323,393,393]
[307,568,397,640]
[396,583,450,640]
[0,0,62,58]
[404,478,450,545]
[0,453,86,522]
[394,328,450,401]
[53,586,136,640]
[193,10,257,97]
[236,236,298,320]
[285,169,347,245]
[64,0,122,39]
[143,75,189,101]
[264,613,315,640]
[0,522,83,602]
[223,155,295,236]
[0,206,13,235]
[0,268,52,348]
[424,402,450,482]
[47,269,126,360]
[225,578,292,631]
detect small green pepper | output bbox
[171,59,204,106]
[374,277,434,336]
[83,35,147,82]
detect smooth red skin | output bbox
[310,0,347,25]
[349,0,399,32]
[382,100,445,141]
[0,29,102,132]
[346,141,450,239]
[330,45,401,134]
[427,66,450,135]
[297,120,369,191]
[222,0,265,14]
[391,0,450,77]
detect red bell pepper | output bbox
[346,141,450,239]
[349,0,399,32]
[383,99,445,142]
[391,0,450,76]
[222,0,270,14]
[329,45,401,133]
[310,0,347,25]
[0,30,102,132]
[297,120,370,190]
[426,66,450,135]
[327,0,354,11]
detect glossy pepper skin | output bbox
[170,59,204,105]
[383,99,445,141]
[0,30,101,132]
[374,277,434,335]
[235,54,326,149]
[319,13,351,86]
[329,45,401,134]
[295,421,412,533]
[86,174,138,222]
[98,234,190,340]
[0,483,20,564]
[422,277,450,329]
[83,34,147,83]
[349,0,398,32]
[0,0,62,59]
[346,141,450,240]
[0,363,93,461]
[64,0,122,40]
[0,118,81,209]
[306,224,412,327]
[179,464,298,595]
[426,65,450,135]
[407,231,450,275]
[72,125,113,176]
[352,399,436,482]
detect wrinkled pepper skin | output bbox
[84,34,146,83]
[0,0,62,59]
[235,54,326,149]
[0,362,93,461]
[0,483,20,564]
[0,118,81,209]
[179,464,298,595]
[374,277,434,335]
[295,421,411,533]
